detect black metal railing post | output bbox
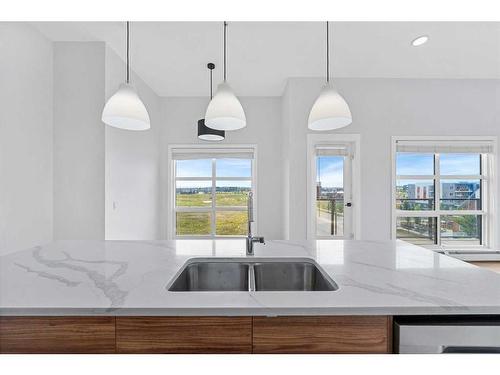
[330,199,336,235]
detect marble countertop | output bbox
[2,239,500,316]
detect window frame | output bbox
[391,136,497,250]
[167,144,257,240]
[306,134,361,240]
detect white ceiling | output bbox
[31,22,500,97]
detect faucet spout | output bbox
[248,191,254,218]
[246,191,264,256]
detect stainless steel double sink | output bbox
[167,258,338,292]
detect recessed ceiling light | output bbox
[411,35,429,47]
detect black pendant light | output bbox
[198,63,225,141]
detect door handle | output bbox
[345,202,352,207]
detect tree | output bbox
[454,216,478,237]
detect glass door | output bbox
[315,154,353,238]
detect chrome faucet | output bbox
[246,191,265,256]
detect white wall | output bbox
[0,23,53,255]
[160,96,283,239]
[0,30,161,248]
[53,42,105,240]
[283,77,500,243]
[2,23,499,248]
[105,47,161,240]
[280,81,292,239]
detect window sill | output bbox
[434,248,500,261]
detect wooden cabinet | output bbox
[0,317,115,354]
[253,316,392,354]
[116,315,391,354]
[116,316,252,354]
[0,315,392,354]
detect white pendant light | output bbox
[102,22,150,131]
[308,21,352,131]
[205,22,246,131]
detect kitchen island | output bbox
[1,239,500,353]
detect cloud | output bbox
[317,157,343,187]
[176,158,251,178]
[397,153,480,175]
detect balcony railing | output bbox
[316,198,344,236]
[396,198,481,211]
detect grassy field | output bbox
[176,192,248,207]
[216,211,247,235]
[317,200,344,214]
[176,192,248,236]
[176,193,212,207]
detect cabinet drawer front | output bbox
[116,316,252,354]
[0,317,116,354]
[253,316,391,354]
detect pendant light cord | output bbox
[126,21,130,83]
[326,21,330,83]
[207,63,215,100]
[223,21,227,82]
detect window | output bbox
[307,134,360,240]
[170,147,255,238]
[393,138,496,249]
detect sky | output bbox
[396,153,481,198]
[396,153,480,175]
[316,153,481,190]
[317,156,344,188]
[175,154,480,189]
[176,159,252,188]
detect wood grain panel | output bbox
[116,316,252,353]
[253,315,391,354]
[0,316,116,354]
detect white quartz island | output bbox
[2,239,500,316]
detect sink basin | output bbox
[168,258,338,292]
[168,261,249,291]
[253,261,337,291]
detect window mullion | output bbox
[480,155,486,246]
[211,158,216,237]
[214,177,252,181]
[439,175,484,180]
[175,207,213,212]
[434,153,441,246]
[435,210,484,215]
[396,175,436,180]
[396,210,439,217]
[175,177,213,181]
[214,207,247,212]
[173,160,177,238]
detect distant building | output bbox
[316,181,321,198]
[407,183,434,199]
[403,181,479,210]
[316,181,344,200]
[441,182,480,199]
[441,182,480,209]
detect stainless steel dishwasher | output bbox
[394,316,500,353]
